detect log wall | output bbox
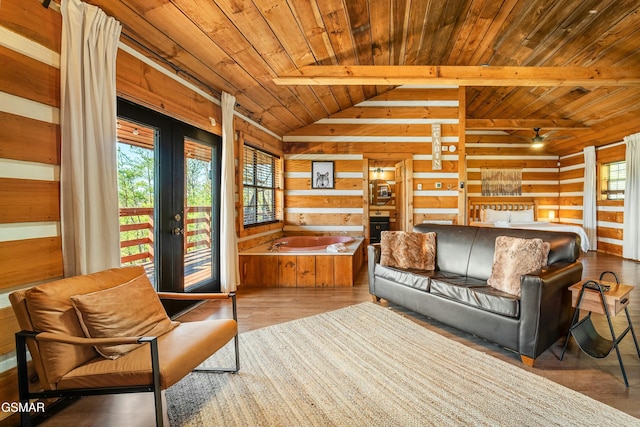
[559,143,625,256]
[0,2,63,412]
[283,88,462,237]
[0,0,281,414]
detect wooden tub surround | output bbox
[240,238,364,288]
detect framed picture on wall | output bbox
[311,161,334,189]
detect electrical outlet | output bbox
[417,183,422,190]
[435,182,442,189]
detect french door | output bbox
[116,99,221,297]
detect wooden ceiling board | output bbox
[400,0,430,66]
[78,0,640,155]
[390,0,410,66]
[96,0,295,134]
[315,0,366,105]
[181,0,323,124]
[286,0,353,111]
[368,0,394,94]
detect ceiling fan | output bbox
[527,128,571,148]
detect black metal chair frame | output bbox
[15,293,239,427]
[560,272,640,386]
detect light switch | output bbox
[417,183,422,190]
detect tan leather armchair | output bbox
[9,266,239,427]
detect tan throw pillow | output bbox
[71,274,178,359]
[487,236,551,297]
[380,231,436,270]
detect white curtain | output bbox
[623,132,640,260]
[60,0,122,276]
[582,146,596,251]
[220,92,239,292]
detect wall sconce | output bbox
[549,210,556,222]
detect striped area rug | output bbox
[167,302,639,426]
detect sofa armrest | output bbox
[518,261,583,359]
[367,244,381,295]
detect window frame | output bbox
[242,143,281,227]
[600,160,626,200]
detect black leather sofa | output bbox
[368,224,583,365]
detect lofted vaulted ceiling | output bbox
[83,0,640,155]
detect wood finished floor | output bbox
[9,251,640,426]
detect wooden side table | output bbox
[560,271,640,386]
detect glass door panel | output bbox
[116,118,157,286]
[184,138,215,290]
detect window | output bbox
[601,161,626,200]
[243,144,280,226]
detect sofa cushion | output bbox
[487,236,550,297]
[380,231,436,270]
[24,266,145,385]
[71,274,178,359]
[430,277,520,318]
[413,224,478,276]
[466,227,574,281]
[374,264,432,292]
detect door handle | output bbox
[171,228,184,235]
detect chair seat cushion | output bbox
[57,319,237,390]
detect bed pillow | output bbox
[510,209,534,223]
[71,274,178,359]
[487,236,550,297]
[484,208,511,223]
[380,231,436,270]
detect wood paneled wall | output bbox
[595,144,625,256]
[283,88,462,237]
[0,0,281,413]
[559,143,625,256]
[466,142,560,221]
[0,0,63,413]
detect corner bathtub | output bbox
[272,235,354,251]
[239,236,364,288]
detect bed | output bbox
[468,197,590,252]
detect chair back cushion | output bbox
[71,274,177,359]
[14,266,145,385]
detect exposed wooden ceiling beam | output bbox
[466,119,590,130]
[274,66,640,86]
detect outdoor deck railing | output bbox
[119,206,212,265]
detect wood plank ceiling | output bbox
[83,0,640,156]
